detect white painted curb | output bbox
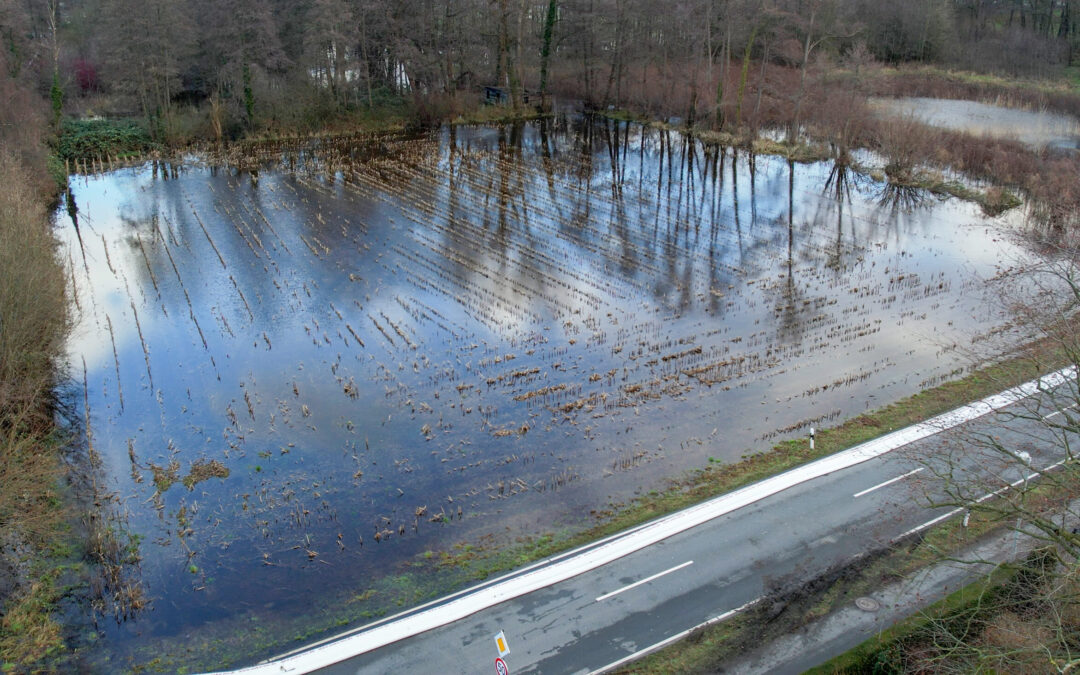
[208,365,1075,674]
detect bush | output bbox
[55,119,157,161]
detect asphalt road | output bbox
[212,367,1077,675]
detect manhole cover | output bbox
[855,596,880,612]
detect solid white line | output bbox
[853,468,924,498]
[595,560,694,602]
[209,365,1076,675]
[584,597,763,675]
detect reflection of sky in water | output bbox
[872,96,1080,149]
[60,119,1032,667]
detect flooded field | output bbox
[872,96,1080,149]
[61,117,1031,668]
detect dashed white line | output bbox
[595,561,694,602]
[1044,403,1077,420]
[853,468,924,498]
[584,597,763,675]
[893,459,1066,541]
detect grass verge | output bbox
[0,151,71,670]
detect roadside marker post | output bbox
[494,630,510,657]
[810,427,815,451]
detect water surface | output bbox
[872,96,1080,149]
[60,118,1031,668]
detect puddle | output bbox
[871,96,1080,149]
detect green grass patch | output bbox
[0,568,64,667]
[56,119,158,162]
[0,154,72,670]
[450,107,548,126]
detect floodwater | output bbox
[60,117,1031,669]
[871,96,1080,149]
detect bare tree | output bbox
[904,249,1080,672]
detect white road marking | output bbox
[584,597,763,675]
[893,459,1066,541]
[853,468,924,498]
[595,561,694,602]
[209,365,1076,675]
[1043,402,1077,420]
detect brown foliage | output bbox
[0,149,69,668]
[0,154,67,434]
[0,56,53,198]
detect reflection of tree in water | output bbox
[773,160,806,346]
[823,160,858,270]
[824,159,853,204]
[878,181,926,212]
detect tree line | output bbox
[3,0,1079,140]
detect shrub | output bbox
[55,119,157,161]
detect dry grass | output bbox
[0,152,68,534]
[0,150,70,668]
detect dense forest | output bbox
[4,0,1080,144]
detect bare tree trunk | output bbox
[359,13,374,108]
[46,0,62,130]
[788,10,817,145]
[601,0,624,108]
[752,36,768,135]
[539,0,558,109]
[515,0,527,106]
[735,25,758,128]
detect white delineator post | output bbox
[809,427,815,451]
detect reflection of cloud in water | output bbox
[57,120,1039,669]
